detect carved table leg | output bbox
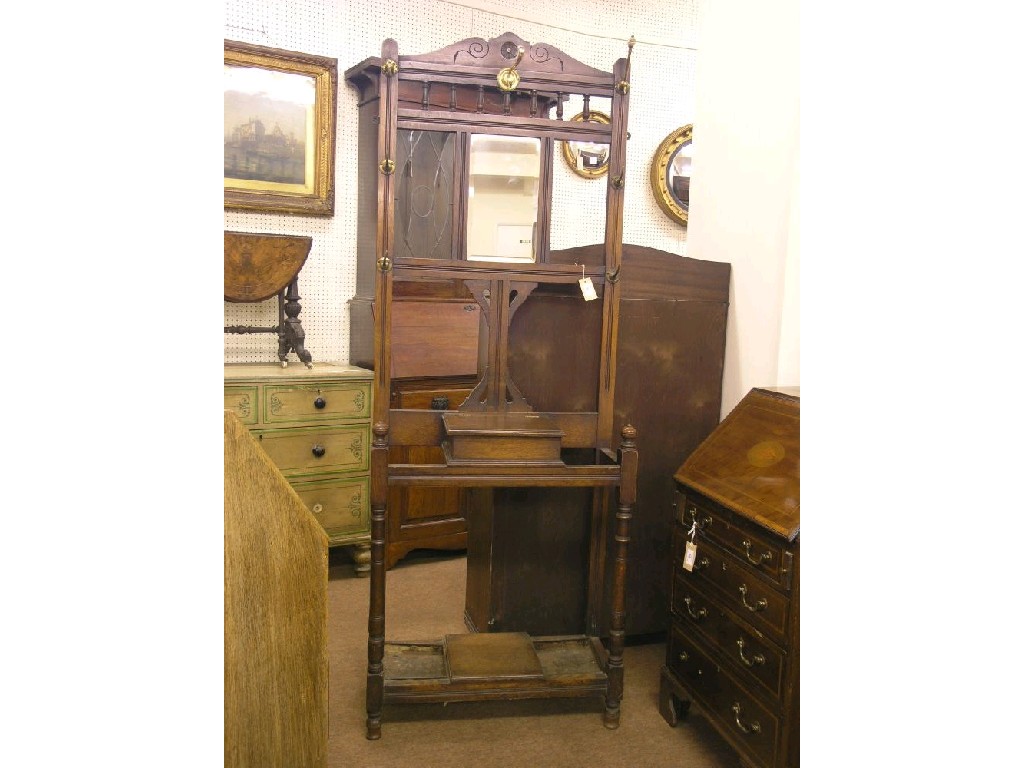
[278,279,313,368]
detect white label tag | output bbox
[683,541,698,572]
[579,276,598,301]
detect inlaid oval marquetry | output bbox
[747,440,785,468]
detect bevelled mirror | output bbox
[650,124,692,226]
[467,134,542,262]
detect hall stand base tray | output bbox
[382,633,609,703]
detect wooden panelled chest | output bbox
[659,387,799,768]
[224,363,373,575]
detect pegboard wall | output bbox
[225,0,700,365]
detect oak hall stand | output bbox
[346,32,638,739]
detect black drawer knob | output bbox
[430,396,449,410]
[311,444,326,458]
[314,396,327,409]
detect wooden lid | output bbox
[444,632,543,681]
[224,231,312,303]
[674,387,799,541]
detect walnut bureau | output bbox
[223,363,373,575]
[659,387,799,768]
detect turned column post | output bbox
[365,421,390,739]
[603,423,637,728]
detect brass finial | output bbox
[617,35,636,94]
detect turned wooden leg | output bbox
[366,423,389,739]
[604,425,637,729]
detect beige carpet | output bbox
[326,550,740,767]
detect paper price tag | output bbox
[682,541,698,572]
[579,276,598,301]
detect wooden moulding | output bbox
[441,411,564,466]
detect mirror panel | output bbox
[394,129,457,259]
[550,138,607,255]
[650,124,693,226]
[467,134,541,262]
[550,95,610,257]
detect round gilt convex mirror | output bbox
[650,124,693,226]
[561,111,611,179]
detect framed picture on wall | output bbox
[224,40,337,216]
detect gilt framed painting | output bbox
[224,40,337,216]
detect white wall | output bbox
[689,0,800,416]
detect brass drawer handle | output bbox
[312,444,326,458]
[731,702,761,734]
[738,584,767,612]
[736,638,765,667]
[314,396,327,409]
[683,597,707,621]
[742,540,773,565]
[677,651,689,662]
[694,556,710,571]
[688,508,712,529]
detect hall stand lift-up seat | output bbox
[346,32,638,739]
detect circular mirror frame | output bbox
[561,111,611,179]
[650,124,693,226]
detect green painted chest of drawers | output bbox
[224,363,373,575]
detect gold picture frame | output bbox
[560,111,611,179]
[650,124,693,226]
[224,40,337,216]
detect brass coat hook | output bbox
[497,46,525,91]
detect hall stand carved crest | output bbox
[346,32,638,739]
